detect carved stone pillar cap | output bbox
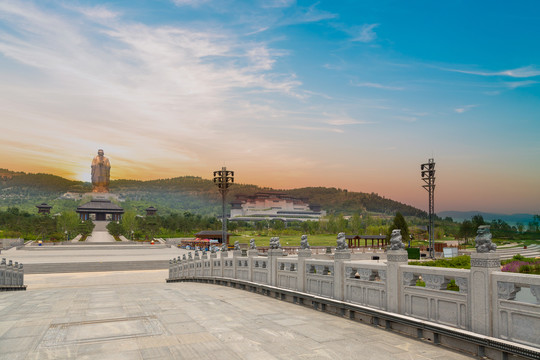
[387,249,408,263]
[247,249,259,257]
[267,249,284,256]
[470,252,500,268]
[297,249,313,258]
[334,250,351,260]
[232,250,243,257]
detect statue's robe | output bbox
[91,155,111,192]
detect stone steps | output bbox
[20,244,170,251]
[24,260,169,274]
[497,244,540,260]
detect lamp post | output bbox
[421,158,436,259]
[213,167,234,248]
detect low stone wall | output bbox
[1,238,24,250]
[1,258,26,291]
[167,249,540,351]
[164,237,194,246]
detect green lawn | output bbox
[230,234,340,247]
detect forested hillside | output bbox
[0,169,427,217]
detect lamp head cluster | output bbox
[213,167,234,193]
[421,158,435,189]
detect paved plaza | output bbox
[0,269,475,360]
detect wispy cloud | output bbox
[171,0,211,7]
[71,4,120,19]
[280,3,337,26]
[353,82,403,91]
[395,116,417,122]
[0,0,308,177]
[505,80,538,89]
[454,105,478,113]
[262,0,296,8]
[351,23,379,43]
[443,65,540,78]
[287,125,344,133]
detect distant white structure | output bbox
[229,192,325,222]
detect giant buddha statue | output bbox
[91,149,111,193]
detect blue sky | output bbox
[0,0,539,214]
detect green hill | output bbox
[0,169,427,218]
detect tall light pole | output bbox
[213,167,234,248]
[421,159,436,259]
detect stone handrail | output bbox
[167,249,540,349]
[1,258,26,290]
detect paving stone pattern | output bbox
[0,270,475,359]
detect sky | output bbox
[1,0,539,214]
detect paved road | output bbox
[0,270,474,360]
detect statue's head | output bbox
[391,229,401,238]
[98,149,104,156]
[477,225,490,235]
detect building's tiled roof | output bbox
[76,199,124,213]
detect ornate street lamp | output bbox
[421,158,436,259]
[213,167,234,248]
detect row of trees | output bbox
[458,214,540,242]
[0,207,93,240]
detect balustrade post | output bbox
[220,250,228,278]
[267,249,282,287]
[247,249,257,281]
[210,251,217,277]
[470,252,500,335]
[1,258,6,286]
[7,260,13,286]
[232,250,242,279]
[297,249,312,292]
[386,249,408,313]
[333,249,351,300]
[18,263,23,287]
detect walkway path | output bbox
[0,270,474,360]
[86,221,115,242]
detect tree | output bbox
[121,211,137,238]
[106,221,124,237]
[471,214,485,230]
[56,211,79,239]
[387,212,410,242]
[78,219,95,237]
[458,220,475,244]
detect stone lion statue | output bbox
[269,237,282,249]
[300,235,310,249]
[182,254,186,261]
[249,238,257,249]
[389,229,406,250]
[336,232,348,251]
[234,240,241,250]
[210,245,217,253]
[188,252,192,259]
[221,243,228,252]
[194,249,199,257]
[475,225,497,253]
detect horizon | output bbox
[2,166,537,217]
[1,1,539,214]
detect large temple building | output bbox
[229,192,325,222]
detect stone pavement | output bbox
[0,270,475,360]
[86,221,115,242]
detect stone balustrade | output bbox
[1,258,26,291]
[167,249,540,350]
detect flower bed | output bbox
[501,254,540,275]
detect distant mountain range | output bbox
[0,168,427,217]
[437,211,536,225]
